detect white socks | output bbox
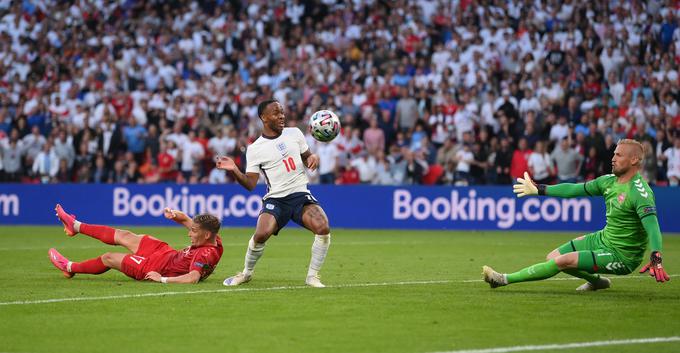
[307,234,331,277]
[241,234,331,279]
[243,236,265,276]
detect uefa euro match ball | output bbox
[309,110,341,142]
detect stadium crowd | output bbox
[1,0,680,186]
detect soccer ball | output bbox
[309,110,341,142]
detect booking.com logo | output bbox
[113,187,261,218]
[393,189,592,229]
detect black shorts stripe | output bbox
[590,251,598,271]
[261,165,271,192]
[570,240,576,252]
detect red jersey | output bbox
[120,235,223,281]
[510,149,533,179]
[157,236,223,279]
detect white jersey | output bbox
[246,127,310,199]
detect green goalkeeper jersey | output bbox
[583,173,657,264]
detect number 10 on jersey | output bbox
[282,156,296,172]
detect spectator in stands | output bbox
[510,138,532,181]
[551,138,583,183]
[405,150,427,185]
[395,87,418,133]
[0,0,678,188]
[363,117,385,155]
[494,138,513,185]
[528,140,554,185]
[641,140,657,184]
[317,140,339,185]
[664,137,680,186]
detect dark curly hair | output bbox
[257,99,278,119]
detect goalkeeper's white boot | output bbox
[305,275,325,288]
[576,277,611,291]
[223,272,252,286]
[482,265,508,288]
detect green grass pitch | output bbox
[0,226,679,353]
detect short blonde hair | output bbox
[617,139,644,163]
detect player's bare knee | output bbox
[317,224,330,235]
[115,229,136,242]
[554,253,578,270]
[100,252,114,266]
[253,231,272,244]
[546,249,560,261]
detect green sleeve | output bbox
[641,214,663,253]
[545,175,612,197]
[546,183,590,198]
[632,183,661,252]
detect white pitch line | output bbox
[431,336,680,353]
[1,273,677,307]
[0,280,454,306]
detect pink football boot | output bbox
[55,204,77,236]
[48,248,74,278]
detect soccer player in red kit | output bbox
[48,204,223,284]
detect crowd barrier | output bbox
[1,184,679,233]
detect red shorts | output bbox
[120,235,173,280]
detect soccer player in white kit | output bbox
[215,99,331,287]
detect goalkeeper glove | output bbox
[639,251,670,283]
[513,172,545,197]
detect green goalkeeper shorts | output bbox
[557,231,637,275]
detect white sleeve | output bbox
[295,128,309,154]
[245,145,261,174]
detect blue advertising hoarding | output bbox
[0,184,678,232]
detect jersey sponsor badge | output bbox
[643,206,656,214]
[266,203,275,210]
[277,142,288,156]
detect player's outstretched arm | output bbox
[164,208,193,229]
[513,172,593,198]
[639,214,670,283]
[215,155,259,191]
[145,270,201,284]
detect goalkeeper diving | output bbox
[483,139,670,290]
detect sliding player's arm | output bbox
[215,155,259,191]
[144,270,201,284]
[513,172,606,198]
[163,208,193,229]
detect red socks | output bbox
[79,224,116,245]
[71,257,109,274]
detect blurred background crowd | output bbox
[1,0,680,186]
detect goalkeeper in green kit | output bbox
[483,139,670,290]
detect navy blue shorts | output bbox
[261,192,319,234]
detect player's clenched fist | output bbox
[163,208,177,219]
[513,172,539,197]
[639,251,670,283]
[215,155,237,171]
